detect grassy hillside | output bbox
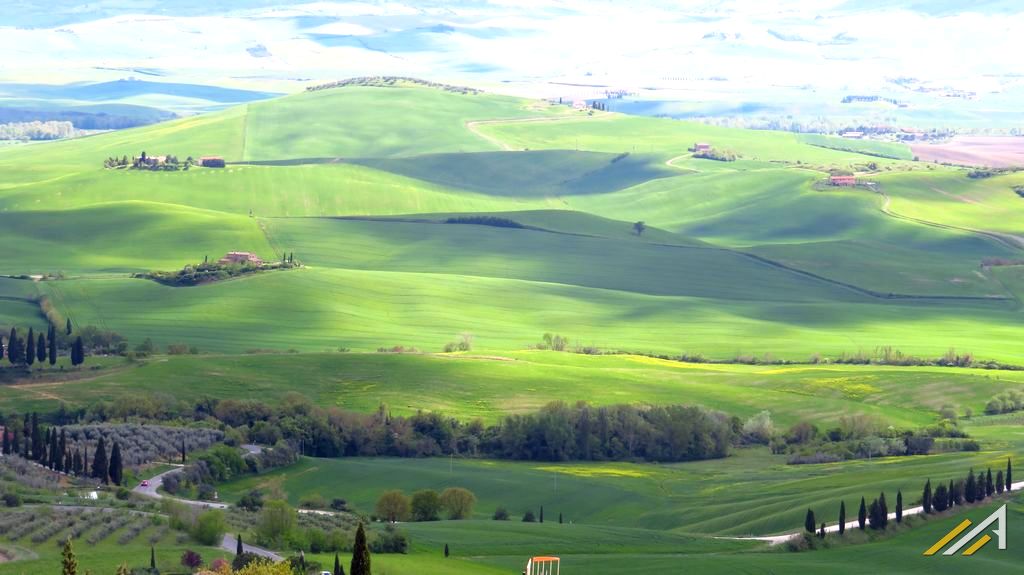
[6,352,1022,425]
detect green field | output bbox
[3,81,1024,573]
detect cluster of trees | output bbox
[923,460,1013,514]
[75,393,737,464]
[692,148,738,161]
[137,258,297,287]
[444,215,524,228]
[1013,185,1024,198]
[1,324,72,368]
[0,120,77,140]
[0,413,125,484]
[984,389,1024,415]
[103,151,195,171]
[442,333,473,353]
[306,76,481,95]
[163,442,298,499]
[375,487,477,522]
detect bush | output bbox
[238,489,265,512]
[190,510,226,546]
[116,487,132,500]
[493,506,509,520]
[329,498,349,512]
[2,493,22,507]
[411,490,441,522]
[298,493,327,509]
[522,510,536,522]
[370,524,409,554]
[181,549,203,569]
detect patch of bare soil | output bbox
[912,136,1024,167]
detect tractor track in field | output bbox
[329,215,1016,305]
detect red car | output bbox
[140,480,150,487]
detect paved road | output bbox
[726,480,1024,545]
[131,466,227,509]
[221,533,282,561]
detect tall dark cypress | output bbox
[30,413,41,461]
[150,546,155,570]
[109,441,123,486]
[986,468,995,497]
[48,428,58,470]
[37,332,46,364]
[966,469,977,503]
[92,435,108,483]
[923,479,932,513]
[350,523,371,575]
[334,552,344,575]
[1008,459,1013,492]
[896,490,903,523]
[236,534,243,556]
[71,337,84,367]
[7,328,17,364]
[858,497,867,530]
[48,330,57,366]
[25,328,34,366]
[66,318,72,336]
[997,470,1005,494]
[804,509,816,534]
[878,492,888,529]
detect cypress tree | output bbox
[48,329,56,366]
[1008,459,1013,492]
[975,471,985,502]
[25,328,34,366]
[66,318,72,336]
[444,543,449,557]
[804,509,816,534]
[334,553,343,575]
[64,450,72,474]
[73,449,82,476]
[350,523,371,575]
[0,332,5,360]
[838,501,846,535]
[1,427,9,455]
[37,332,46,364]
[48,428,58,470]
[30,413,41,461]
[59,429,67,470]
[559,512,563,524]
[933,484,949,512]
[71,337,84,367]
[62,537,77,575]
[236,534,243,556]
[986,468,995,497]
[150,545,156,569]
[92,435,108,483]
[965,469,976,503]
[540,506,544,523]
[997,470,1005,494]
[181,438,187,464]
[896,490,903,523]
[109,441,123,485]
[879,492,888,529]
[858,497,867,530]
[7,328,17,364]
[819,522,826,538]
[951,480,960,506]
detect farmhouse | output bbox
[693,142,711,152]
[199,156,226,168]
[217,251,263,266]
[829,175,857,186]
[572,100,587,110]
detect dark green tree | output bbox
[835,499,843,536]
[37,332,46,364]
[48,428,58,470]
[334,552,344,575]
[933,484,949,512]
[150,545,156,569]
[66,318,72,336]
[540,505,544,524]
[92,435,108,483]
[997,470,1005,494]
[1008,458,1013,492]
[7,328,18,364]
[819,522,826,538]
[48,327,57,366]
[62,536,77,575]
[858,497,866,530]
[986,468,995,497]
[896,490,903,523]
[965,469,977,503]
[923,479,932,513]
[25,328,34,366]
[109,441,123,485]
[2,427,9,455]
[878,492,888,529]
[559,512,563,524]
[236,534,243,556]
[444,543,449,557]
[71,337,84,367]
[350,523,371,575]
[30,413,42,461]
[804,508,816,534]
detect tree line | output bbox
[1,323,85,368]
[1,412,125,485]
[800,458,1014,544]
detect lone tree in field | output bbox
[376,490,411,523]
[896,490,903,523]
[440,487,476,520]
[350,523,371,575]
[633,221,647,236]
[540,505,545,523]
[804,509,816,534]
[838,501,846,535]
[444,543,449,557]
[62,537,78,575]
[858,497,867,530]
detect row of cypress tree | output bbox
[805,458,1014,538]
[1,322,84,367]
[1,413,124,485]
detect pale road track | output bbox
[724,480,1024,545]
